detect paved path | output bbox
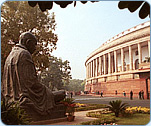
[73,95,150,108]
[49,109,102,125]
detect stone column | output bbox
[99,56,102,75]
[114,50,117,73]
[86,64,88,79]
[129,45,133,70]
[89,62,91,78]
[148,40,150,57]
[138,43,142,64]
[87,63,88,78]
[89,63,91,78]
[88,63,90,78]
[94,59,96,77]
[91,61,93,78]
[96,58,98,76]
[89,62,90,78]
[108,52,111,74]
[93,60,95,77]
[103,54,106,74]
[121,48,124,72]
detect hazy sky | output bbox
[49,1,150,80]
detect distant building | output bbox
[85,21,150,99]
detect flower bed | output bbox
[86,109,112,118]
[80,117,117,125]
[126,106,150,114]
[75,103,87,107]
[75,103,107,112]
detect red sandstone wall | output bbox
[85,78,149,99]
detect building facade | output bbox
[85,21,150,99]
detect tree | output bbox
[1,1,58,75]
[64,79,85,92]
[118,1,150,19]
[40,56,72,91]
[108,100,129,117]
[28,1,150,19]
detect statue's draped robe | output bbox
[2,44,55,115]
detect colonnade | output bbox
[86,41,150,79]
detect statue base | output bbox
[30,117,67,125]
[23,104,66,121]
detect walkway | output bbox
[49,109,103,125]
[74,95,150,108]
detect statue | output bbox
[2,32,66,121]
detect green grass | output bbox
[116,113,150,125]
[76,104,150,125]
[81,112,150,125]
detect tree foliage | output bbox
[1,1,58,75]
[28,1,150,19]
[64,79,85,92]
[28,1,97,12]
[118,1,150,19]
[40,56,72,91]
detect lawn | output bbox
[80,109,150,125]
[116,113,150,125]
[76,103,150,125]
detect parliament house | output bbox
[85,21,150,99]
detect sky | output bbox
[49,1,150,80]
[48,1,150,80]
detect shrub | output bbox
[80,117,116,125]
[1,98,30,125]
[121,110,133,117]
[108,100,129,117]
[85,110,116,125]
[86,111,102,118]
[75,104,107,112]
[80,121,92,125]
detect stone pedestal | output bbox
[22,104,66,121]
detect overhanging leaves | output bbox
[28,1,150,19]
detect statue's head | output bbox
[19,32,37,54]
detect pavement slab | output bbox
[49,109,104,125]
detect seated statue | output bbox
[2,32,66,121]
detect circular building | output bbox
[85,21,150,99]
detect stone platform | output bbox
[30,117,67,125]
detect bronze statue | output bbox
[2,32,66,121]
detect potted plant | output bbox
[61,98,75,121]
